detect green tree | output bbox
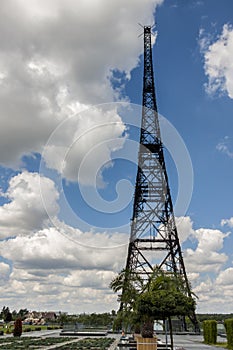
[1,306,12,322]
[5,310,12,323]
[12,310,17,320]
[110,268,197,350]
[110,269,143,332]
[57,313,69,326]
[135,270,196,349]
[17,309,28,320]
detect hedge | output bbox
[203,320,217,344]
[24,327,32,332]
[224,318,233,349]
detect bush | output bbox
[35,327,41,331]
[13,318,22,337]
[224,318,233,349]
[203,320,217,344]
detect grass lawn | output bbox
[202,342,229,349]
[215,343,229,349]
[0,323,61,334]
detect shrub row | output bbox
[24,325,58,332]
[203,318,233,348]
[225,318,233,349]
[203,320,217,344]
[24,327,32,332]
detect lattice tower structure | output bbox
[121,26,199,332]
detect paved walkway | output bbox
[159,334,227,350]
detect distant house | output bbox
[42,312,57,322]
[24,311,57,325]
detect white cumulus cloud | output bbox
[193,267,233,313]
[216,136,233,159]
[0,226,127,271]
[0,171,59,239]
[0,262,10,280]
[175,216,195,243]
[0,0,163,171]
[182,222,229,273]
[42,105,126,185]
[221,217,233,227]
[200,24,233,98]
[216,267,233,286]
[0,224,128,312]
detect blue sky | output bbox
[0,0,233,314]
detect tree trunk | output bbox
[168,317,173,350]
[141,320,154,338]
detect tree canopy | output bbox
[135,271,196,320]
[110,268,196,332]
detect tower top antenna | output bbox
[138,23,156,38]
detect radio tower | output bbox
[121,26,199,332]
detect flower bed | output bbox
[0,336,76,349]
[0,336,115,349]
